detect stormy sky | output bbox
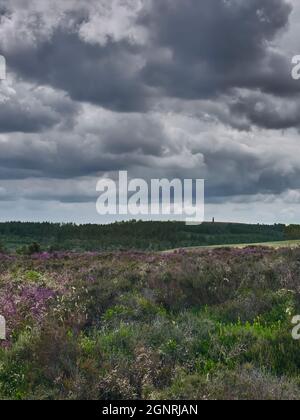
[0,0,300,224]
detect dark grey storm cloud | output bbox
[0,0,296,113]
[229,92,300,130]
[0,82,78,133]
[0,0,300,223]
[3,31,148,112]
[142,0,293,97]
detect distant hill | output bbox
[0,220,294,252]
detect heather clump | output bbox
[1,247,300,399]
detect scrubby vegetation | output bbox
[1,246,300,400]
[0,221,288,252]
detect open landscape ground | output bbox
[1,243,300,400]
[165,239,300,253]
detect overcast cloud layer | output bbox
[0,0,300,223]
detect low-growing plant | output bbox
[1,247,300,400]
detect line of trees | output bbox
[285,225,300,240]
[0,221,290,252]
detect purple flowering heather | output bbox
[0,285,56,345]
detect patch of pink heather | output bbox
[0,284,56,346]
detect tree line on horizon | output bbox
[0,220,293,253]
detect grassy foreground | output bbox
[209,239,300,249]
[1,246,300,400]
[165,239,300,253]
